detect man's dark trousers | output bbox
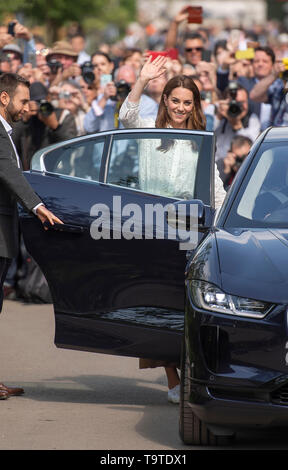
[0,258,11,311]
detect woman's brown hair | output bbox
[155,75,206,131]
[155,75,206,152]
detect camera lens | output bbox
[115,80,131,100]
[228,100,242,118]
[81,62,95,85]
[39,100,54,117]
[47,60,63,75]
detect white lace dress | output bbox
[119,97,226,209]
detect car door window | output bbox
[32,138,105,182]
[107,132,205,200]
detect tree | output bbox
[0,0,136,43]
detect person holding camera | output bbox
[12,81,77,170]
[214,82,260,164]
[83,63,158,133]
[221,135,252,189]
[46,41,80,87]
[58,80,87,136]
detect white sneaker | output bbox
[168,384,180,404]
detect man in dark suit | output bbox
[0,73,62,399]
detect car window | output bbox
[225,143,288,228]
[32,138,105,182]
[107,132,204,200]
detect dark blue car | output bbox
[19,126,288,446]
[181,126,288,445]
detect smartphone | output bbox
[166,48,179,60]
[184,6,203,24]
[100,74,112,87]
[8,21,16,37]
[235,48,255,60]
[201,50,212,62]
[146,51,167,61]
[28,51,37,68]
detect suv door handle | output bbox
[44,222,85,234]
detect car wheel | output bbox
[179,340,234,446]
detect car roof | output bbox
[264,126,288,142]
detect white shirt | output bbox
[0,113,43,214]
[0,113,21,167]
[119,97,227,209]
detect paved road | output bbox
[1,299,288,451]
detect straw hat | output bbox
[46,40,78,60]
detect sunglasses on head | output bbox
[3,52,21,60]
[185,47,203,52]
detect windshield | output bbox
[225,142,288,228]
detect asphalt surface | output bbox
[1,299,288,452]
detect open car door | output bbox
[20,128,215,362]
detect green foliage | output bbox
[0,0,136,39]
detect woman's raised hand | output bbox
[127,54,167,104]
[140,54,168,83]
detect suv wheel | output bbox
[179,340,234,446]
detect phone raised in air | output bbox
[146,51,168,61]
[184,6,203,24]
[100,74,113,87]
[201,50,212,62]
[8,22,16,37]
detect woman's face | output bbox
[164,87,194,128]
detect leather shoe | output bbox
[0,383,24,396]
[0,389,9,400]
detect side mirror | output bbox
[166,200,215,232]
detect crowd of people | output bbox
[1,13,288,292]
[1,10,288,404]
[0,14,287,179]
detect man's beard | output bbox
[5,101,21,125]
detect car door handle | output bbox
[44,222,85,234]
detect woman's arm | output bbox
[119,55,167,128]
[128,55,168,103]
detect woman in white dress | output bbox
[119,55,226,404]
[119,55,226,208]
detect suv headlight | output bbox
[188,280,273,319]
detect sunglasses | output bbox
[185,47,203,52]
[35,48,49,57]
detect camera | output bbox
[200,91,212,103]
[59,91,72,100]
[38,100,54,117]
[81,61,95,84]
[47,59,63,75]
[234,156,244,169]
[114,80,131,101]
[227,81,243,118]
